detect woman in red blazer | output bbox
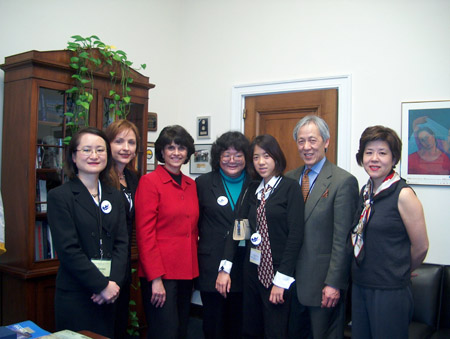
[135,125,199,339]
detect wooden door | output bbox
[244,89,338,172]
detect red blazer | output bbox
[135,165,199,281]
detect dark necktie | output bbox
[301,168,311,202]
[257,185,274,288]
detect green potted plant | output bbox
[64,35,147,144]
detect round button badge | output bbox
[250,232,261,246]
[217,196,229,206]
[101,200,112,214]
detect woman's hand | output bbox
[151,277,166,308]
[215,271,231,298]
[269,285,285,304]
[91,281,120,305]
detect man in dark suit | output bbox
[286,115,359,339]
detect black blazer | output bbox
[48,177,128,294]
[224,177,304,279]
[196,171,250,293]
[123,168,139,275]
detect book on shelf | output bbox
[35,220,56,260]
[35,221,44,261]
[6,320,50,338]
[46,222,55,259]
[38,180,47,212]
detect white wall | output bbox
[1,0,449,264]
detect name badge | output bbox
[250,248,261,265]
[91,259,111,277]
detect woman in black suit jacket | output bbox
[196,131,250,339]
[48,127,128,338]
[218,134,305,339]
[106,120,140,338]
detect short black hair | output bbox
[65,127,113,181]
[356,125,402,168]
[155,125,195,164]
[249,134,286,180]
[210,131,250,171]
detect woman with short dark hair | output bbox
[351,125,429,339]
[220,134,305,338]
[196,131,250,339]
[135,125,199,339]
[48,127,128,337]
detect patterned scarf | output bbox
[351,170,401,265]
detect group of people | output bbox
[47,115,429,339]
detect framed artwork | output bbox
[146,142,156,172]
[401,100,450,185]
[190,144,212,174]
[197,116,210,139]
[148,112,157,131]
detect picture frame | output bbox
[197,116,211,139]
[146,142,156,173]
[190,144,212,174]
[148,112,157,131]
[401,100,450,185]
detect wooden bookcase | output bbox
[0,50,154,331]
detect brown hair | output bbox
[356,125,402,168]
[105,119,140,188]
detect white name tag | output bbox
[91,259,111,277]
[250,248,261,265]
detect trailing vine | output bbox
[64,34,146,144]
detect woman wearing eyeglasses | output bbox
[196,131,251,339]
[48,127,128,338]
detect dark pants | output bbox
[351,283,413,339]
[201,291,243,339]
[307,301,346,339]
[242,264,292,339]
[288,283,312,339]
[141,278,193,339]
[114,277,131,338]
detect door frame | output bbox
[231,75,352,170]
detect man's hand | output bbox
[321,285,340,308]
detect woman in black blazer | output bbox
[196,131,250,339]
[219,134,305,339]
[48,127,128,338]
[105,120,140,338]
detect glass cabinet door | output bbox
[35,87,70,261]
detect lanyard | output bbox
[92,181,104,259]
[222,178,249,219]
